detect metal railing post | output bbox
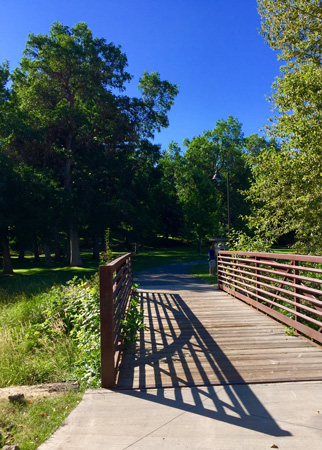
[293,260,299,324]
[99,264,116,388]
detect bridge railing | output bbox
[99,253,133,388]
[217,251,322,344]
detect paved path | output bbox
[39,262,322,450]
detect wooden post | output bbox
[99,264,116,388]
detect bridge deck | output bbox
[116,286,322,389]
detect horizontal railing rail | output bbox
[99,253,133,388]
[217,251,322,344]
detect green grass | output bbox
[132,244,207,272]
[271,246,296,254]
[0,252,102,298]
[187,262,218,286]
[0,391,83,450]
[0,293,78,388]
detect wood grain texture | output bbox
[116,288,322,389]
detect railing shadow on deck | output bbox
[117,291,291,437]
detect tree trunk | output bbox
[43,244,53,268]
[2,234,14,275]
[198,240,202,256]
[54,228,62,261]
[66,229,70,264]
[70,229,83,266]
[34,240,40,262]
[93,235,100,260]
[18,247,25,262]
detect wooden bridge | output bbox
[99,252,322,389]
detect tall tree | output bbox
[8,22,178,265]
[157,142,184,239]
[247,1,322,252]
[10,22,133,266]
[0,62,14,274]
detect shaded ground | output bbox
[134,260,213,290]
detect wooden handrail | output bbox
[99,253,133,388]
[217,251,322,344]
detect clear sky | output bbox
[0,0,281,150]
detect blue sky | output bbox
[0,0,281,150]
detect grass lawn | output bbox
[0,391,82,450]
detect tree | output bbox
[175,117,250,251]
[245,134,279,157]
[10,22,134,266]
[246,1,322,252]
[157,142,184,239]
[6,22,178,265]
[258,0,322,64]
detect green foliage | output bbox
[239,2,322,254]
[285,326,295,336]
[40,277,101,388]
[138,70,179,135]
[99,229,114,266]
[258,0,322,64]
[174,117,251,242]
[228,229,274,252]
[0,21,179,267]
[120,284,146,350]
[0,290,76,387]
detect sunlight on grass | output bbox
[0,391,83,450]
[187,262,217,286]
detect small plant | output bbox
[121,284,146,350]
[99,228,114,266]
[285,326,295,336]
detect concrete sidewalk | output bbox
[38,381,322,450]
[38,263,322,449]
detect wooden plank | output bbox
[116,288,322,389]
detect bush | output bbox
[40,277,101,388]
